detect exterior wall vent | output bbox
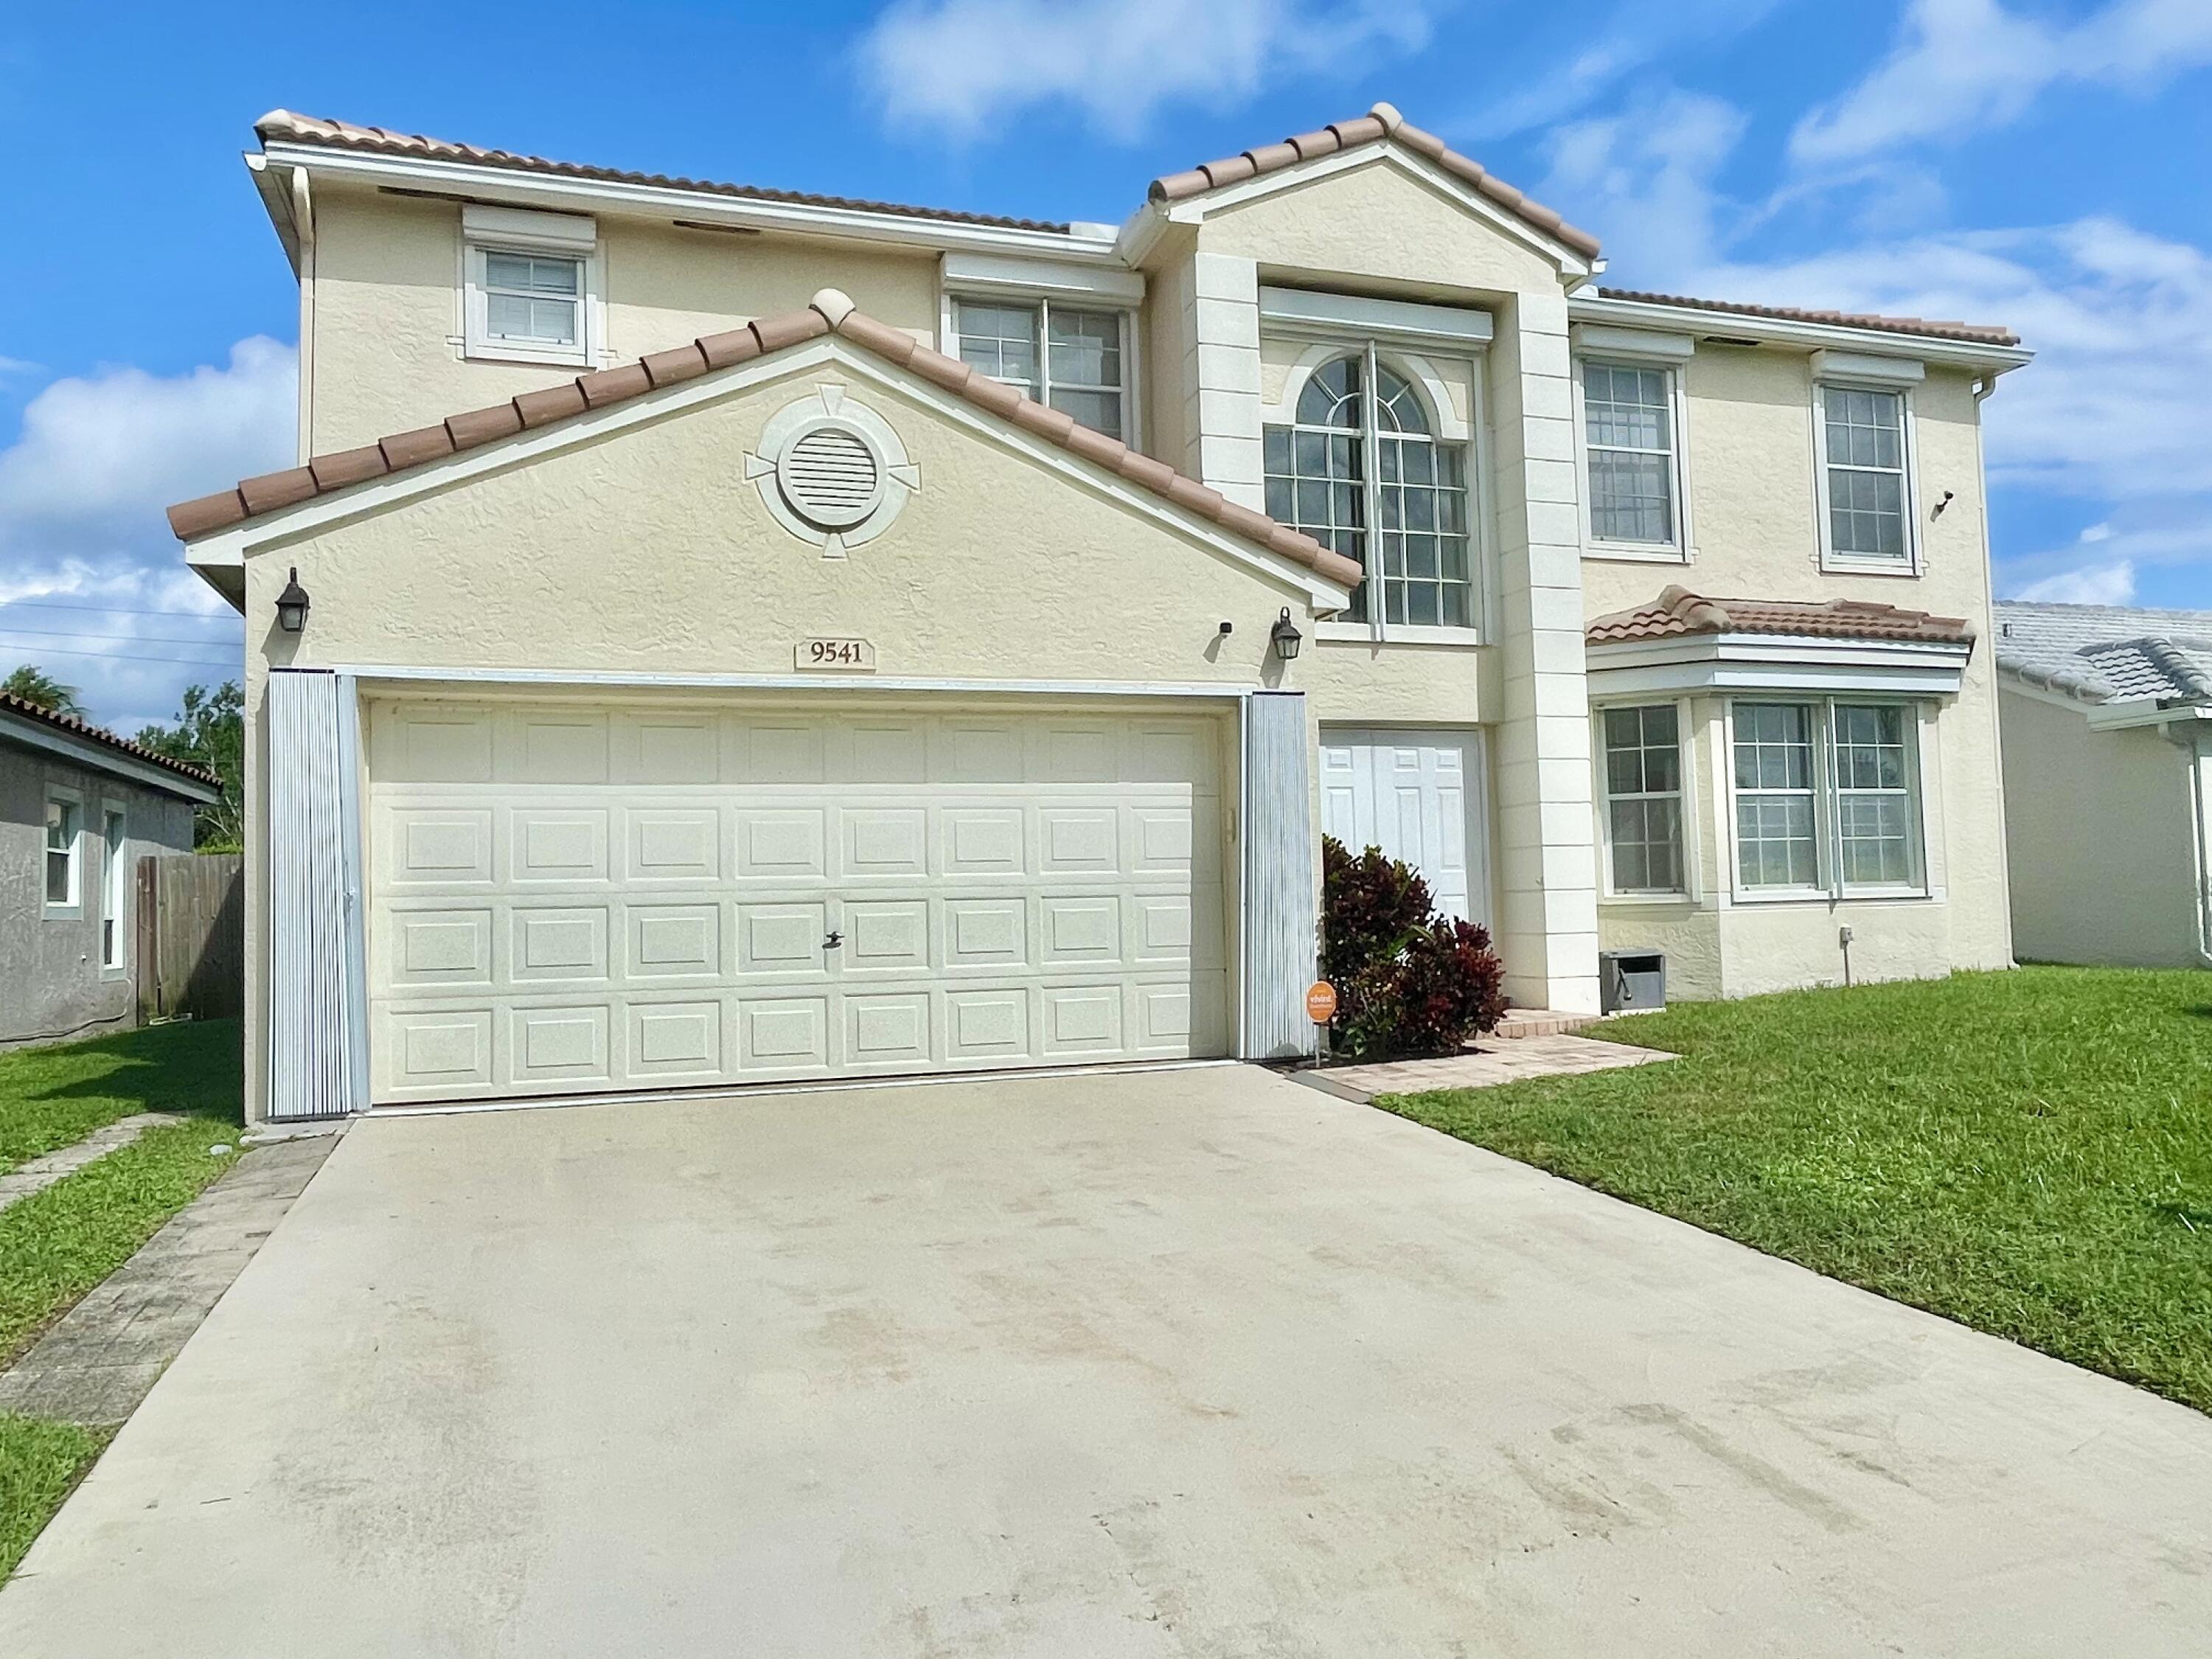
[745,383,919,557]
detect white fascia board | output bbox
[186,539,248,611]
[1586,630,1971,696]
[2085,702,2212,733]
[1154,145,1594,279]
[942,251,1145,305]
[329,665,1259,700]
[261,144,1127,264]
[1569,294,2033,374]
[246,153,304,274]
[181,337,1352,608]
[0,712,223,803]
[1258,285,1492,349]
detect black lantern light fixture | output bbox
[274,567,310,633]
[1270,606,1303,661]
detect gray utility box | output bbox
[1600,950,1666,1014]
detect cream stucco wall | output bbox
[2000,689,2205,968]
[306,183,941,453]
[233,347,1506,1115]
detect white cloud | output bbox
[857,0,1437,139]
[0,340,289,730]
[1538,88,1747,279]
[2011,562,2138,605]
[2079,523,2115,543]
[1792,0,2212,164]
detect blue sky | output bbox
[4,0,2209,731]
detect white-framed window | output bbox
[1725,698,1927,898]
[44,793,81,914]
[459,205,599,368]
[1597,703,1688,896]
[1815,382,1916,568]
[101,806,128,970]
[1581,361,1683,552]
[950,296,1130,441]
[1265,346,1476,631]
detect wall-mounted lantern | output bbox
[1270,607,1303,661]
[274,568,310,633]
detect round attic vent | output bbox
[777,424,882,529]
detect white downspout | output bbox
[2190,732,2212,967]
[291,167,316,462]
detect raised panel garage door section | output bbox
[365,698,1231,1103]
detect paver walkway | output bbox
[0,1133,338,1424]
[0,1114,184,1215]
[1301,1031,1675,1102]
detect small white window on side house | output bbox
[1582,362,1683,552]
[950,296,1129,441]
[1598,703,1687,896]
[1810,354,1924,573]
[462,204,597,367]
[44,795,81,913]
[102,807,128,970]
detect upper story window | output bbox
[1264,350,1473,630]
[1816,383,1914,568]
[951,298,1127,441]
[44,796,80,911]
[460,204,598,368]
[1582,363,1680,550]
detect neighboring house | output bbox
[1994,601,2212,968]
[1,693,223,1048]
[168,103,2031,1123]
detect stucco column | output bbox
[1184,252,1266,509]
[1487,291,1601,1012]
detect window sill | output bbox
[1315,622,1486,647]
[462,342,593,371]
[1582,542,1693,566]
[1818,554,1921,578]
[1727,886,1934,905]
[1599,892,1699,908]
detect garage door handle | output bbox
[823,931,844,950]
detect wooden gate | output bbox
[134,853,245,1023]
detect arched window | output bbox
[1264,352,1474,629]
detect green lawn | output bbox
[0,1020,243,1579]
[1382,967,2212,1413]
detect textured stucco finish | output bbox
[2000,689,2205,967]
[0,742,195,1048]
[307,184,941,453]
[7,1068,2210,1655]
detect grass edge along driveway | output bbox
[1381,967,2212,1414]
[0,1020,243,1579]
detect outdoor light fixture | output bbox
[1270,607,1303,661]
[274,567,310,633]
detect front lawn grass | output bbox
[0,1019,243,1175]
[1382,967,2212,1413]
[0,1415,107,1579]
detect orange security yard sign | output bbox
[1306,981,1338,1023]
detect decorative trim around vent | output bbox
[745,383,918,555]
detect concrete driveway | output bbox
[4,1066,2210,1656]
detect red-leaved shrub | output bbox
[1321,835,1506,1058]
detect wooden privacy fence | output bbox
[135,853,245,1023]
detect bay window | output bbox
[1729,699,1925,897]
[1263,347,1475,631]
[951,297,1128,441]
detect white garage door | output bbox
[1319,727,1490,925]
[365,698,1231,1104]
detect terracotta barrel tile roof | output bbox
[1150,101,1602,261]
[0,692,223,789]
[1587,585,1975,647]
[1593,288,2020,348]
[255,111,1073,235]
[167,293,1364,592]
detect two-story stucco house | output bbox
[168,104,2031,1123]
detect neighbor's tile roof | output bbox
[255,111,1074,235]
[0,692,223,790]
[166,291,1363,591]
[1994,600,2212,706]
[1587,585,1975,647]
[1150,101,1602,260]
[1591,288,2021,348]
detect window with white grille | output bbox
[1728,698,1926,897]
[951,298,1128,441]
[1818,384,1914,566]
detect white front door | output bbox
[1319,727,1491,925]
[365,697,1232,1104]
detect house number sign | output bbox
[796,637,877,671]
